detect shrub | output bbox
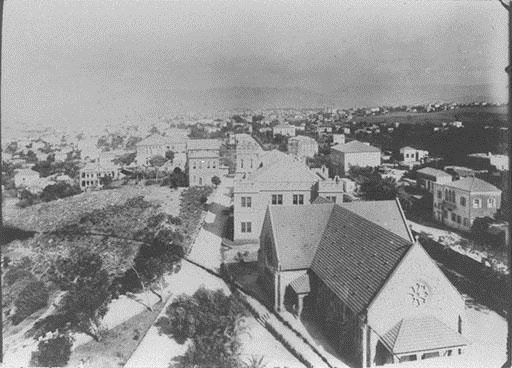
[12,281,49,325]
[25,313,71,339]
[30,333,73,367]
[4,268,34,287]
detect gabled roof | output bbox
[341,200,413,241]
[310,205,412,314]
[187,139,221,151]
[248,151,319,184]
[289,274,311,294]
[381,316,469,355]
[331,140,381,153]
[445,177,501,193]
[416,167,452,178]
[268,204,334,269]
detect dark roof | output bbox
[381,316,469,355]
[311,205,412,314]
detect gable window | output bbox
[488,197,495,208]
[271,194,283,205]
[293,194,304,205]
[460,196,466,206]
[241,196,252,208]
[473,198,481,208]
[241,221,252,233]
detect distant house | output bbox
[416,167,453,193]
[433,177,502,232]
[187,139,226,186]
[330,140,381,174]
[259,200,468,367]
[332,133,346,145]
[400,146,429,167]
[79,162,121,191]
[136,131,189,166]
[272,123,296,137]
[53,151,69,162]
[235,134,264,175]
[449,121,464,128]
[287,135,319,159]
[14,169,40,188]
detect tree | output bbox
[30,333,73,367]
[125,136,143,150]
[99,175,113,188]
[49,249,112,341]
[360,175,398,200]
[211,175,221,187]
[5,141,18,154]
[113,152,136,166]
[165,150,175,162]
[156,288,248,368]
[40,182,81,202]
[149,155,167,181]
[12,280,49,325]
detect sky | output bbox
[1,0,508,129]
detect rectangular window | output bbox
[451,213,456,222]
[293,194,304,205]
[213,161,216,168]
[473,198,481,208]
[488,198,495,208]
[241,196,252,208]
[437,190,442,199]
[241,222,252,233]
[457,215,461,224]
[272,194,283,205]
[460,196,466,206]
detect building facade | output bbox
[135,131,188,166]
[416,167,453,193]
[272,123,296,137]
[259,201,467,367]
[400,146,429,167]
[79,162,121,191]
[233,150,344,241]
[234,134,264,175]
[330,140,381,174]
[433,177,502,231]
[287,135,319,159]
[187,139,224,186]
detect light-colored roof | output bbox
[15,169,40,177]
[331,140,381,153]
[381,316,469,355]
[248,152,319,184]
[416,167,452,178]
[273,123,295,129]
[187,139,221,151]
[289,135,316,143]
[136,134,170,146]
[289,274,311,294]
[445,177,501,193]
[268,204,335,270]
[341,200,413,241]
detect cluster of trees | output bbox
[31,156,81,178]
[156,288,248,368]
[17,182,81,208]
[348,166,397,200]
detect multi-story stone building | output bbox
[330,140,381,174]
[272,123,296,137]
[287,135,318,159]
[416,167,453,193]
[433,177,502,231]
[187,139,225,186]
[79,162,121,191]
[400,146,429,167]
[233,150,344,241]
[259,200,468,367]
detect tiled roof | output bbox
[445,177,501,193]
[269,204,334,270]
[312,196,333,204]
[341,200,413,241]
[381,316,469,355]
[187,139,221,151]
[289,274,311,294]
[311,205,412,314]
[331,140,380,153]
[416,167,452,178]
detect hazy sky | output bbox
[2,0,508,128]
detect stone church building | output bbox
[258,199,468,367]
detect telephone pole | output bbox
[499,1,512,367]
